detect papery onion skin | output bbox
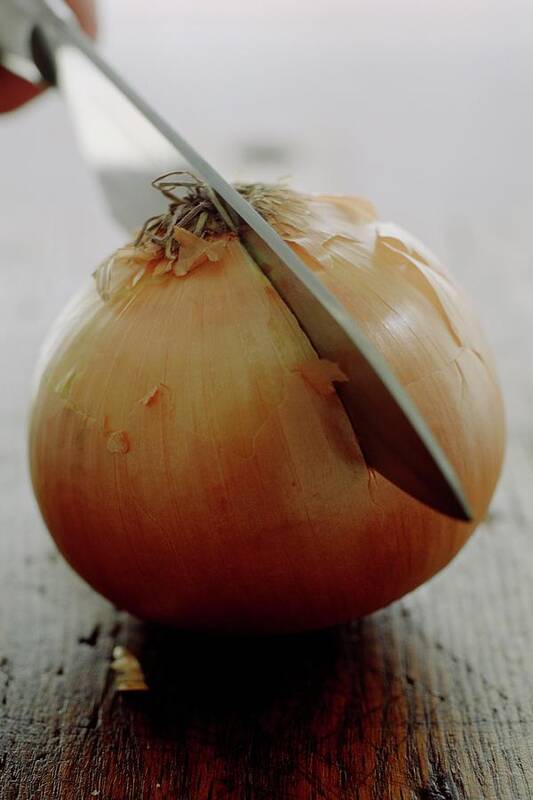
[28,190,505,633]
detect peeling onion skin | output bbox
[28,193,505,633]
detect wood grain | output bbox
[1,4,533,796]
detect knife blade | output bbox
[0,0,473,521]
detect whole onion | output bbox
[28,179,505,632]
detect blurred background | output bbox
[1,0,532,555]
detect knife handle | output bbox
[0,0,73,78]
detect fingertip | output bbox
[71,0,98,39]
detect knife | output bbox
[0,0,473,521]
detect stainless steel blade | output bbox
[4,0,472,520]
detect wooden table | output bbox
[1,4,532,797]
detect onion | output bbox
[28,177,505,633]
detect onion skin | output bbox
[28,193,505,633]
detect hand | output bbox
[0,0,97,112]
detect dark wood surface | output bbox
[1,5,533,796]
